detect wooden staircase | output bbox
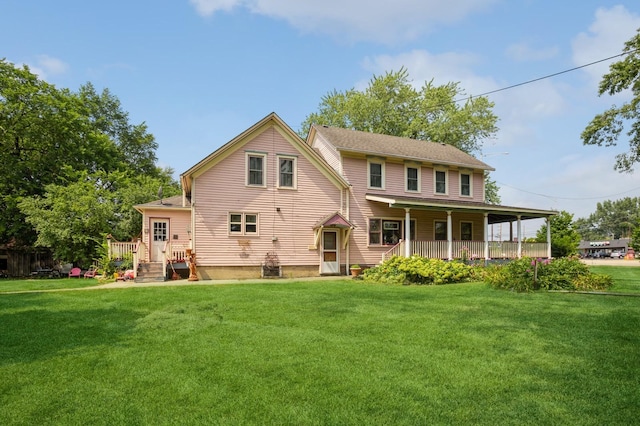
[135,262,165,283]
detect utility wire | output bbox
[455,48,639,103]
[496,181,640,201]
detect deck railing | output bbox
[382,240,549,262]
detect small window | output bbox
[246,153,266,187]
[406,165,420,192]
[229,213,258,235]
[460,173,471,197]
[435,170,447,195]
[278,156,296,189]
[368,160,384,189]
[461,222,472,241]
[435,221,447,241]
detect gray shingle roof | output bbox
[312,124,494,171]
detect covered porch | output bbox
[366,194,556,262]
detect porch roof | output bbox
[313,212,355,229]
[365,193,557,224]
[134,195,191,213]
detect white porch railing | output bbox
[382,240,550,262]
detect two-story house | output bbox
[132,112,555,280]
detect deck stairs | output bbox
[135,262,165,283]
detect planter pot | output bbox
[350,268,362,277]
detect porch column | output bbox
[484,213,489,260]
[404,208,411,257]
[547,217,552,258]
[517,215,522,258]
[447,210,453,260]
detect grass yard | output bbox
[590,265,640,293]
[0,277,100,293]
[0,269,639,424]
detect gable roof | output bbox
[309,124,494,171]
[181,112,350,196]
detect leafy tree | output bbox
[581,29,640,172]
[0,59,176,262]
[19,169,179,265]
[630,225,640,253]
[301,68,502,203]
[574,197,640,240]
[536,210,581,258]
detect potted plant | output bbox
[350,264,362,277]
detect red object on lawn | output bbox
[68,267,81,278]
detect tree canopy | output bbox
[574,196,640,240]
[300,68,501,203]
[536,210,581,258]
[0,59,179,263]
[581,29,640,172]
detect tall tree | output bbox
[536,210,581,258]
[581,29,640,172]
[575,197,640,240]
[0,59,175,262]
[301,68,502,203]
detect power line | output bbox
[455,48,640,103]
[496,181,640,201]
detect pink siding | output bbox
[141,209,191,261]
[311,133,341,174]
[342,156,487,266]
[193,127,343,268]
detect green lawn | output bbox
[589,265,640,293]
[1,271,639,424]
[0,277,100,293]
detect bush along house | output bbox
[127,112,556,280]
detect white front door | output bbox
[151,219,169,262]
[321,230,339,274]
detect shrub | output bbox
[484,256,613,292]
[362,255,474,285]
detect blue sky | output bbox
[3,1,640,237]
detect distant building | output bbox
[578,238,630,258]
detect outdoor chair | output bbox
[84,267,98,278]
[68,267,81,278]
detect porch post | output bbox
[447,210,453,260]
[484,213,489,260]
[547,217,552,258]
[517,215,522,258]
[404,208,411,257]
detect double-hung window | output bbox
[460,173,472,197]
[461,222,473,241]
[368,159,385,189]
[246,152,266,187]
[434,169,447,195]
[405,165,420,192]
[278,155,296,189]
[434,221,447,241]
[229,213,258,235]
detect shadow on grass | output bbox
[0,299,142,366]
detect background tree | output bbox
[300,68,502,203]
[0,59,179,263]
[536,210,581,258]
[581,29,640,172]
[630,225,640,253]
[574,197,640,240]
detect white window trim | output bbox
[459,171,473,198]
[277,155,297,189]
[434,168,448,195]
[229,212,259,236]
[405,164,421,193]
[367,158,385,190]
[246,152,267,188]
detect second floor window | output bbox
[460,173,471,197]
[406,166,419,192]
[368,160,384,189]
[247,153,266,187]
[435,170,447,194]
[278,156,296,188]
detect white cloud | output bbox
[27,55,69,80]
[571,5,640,90]
[189,0,498,43]
[505,43,559,62]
